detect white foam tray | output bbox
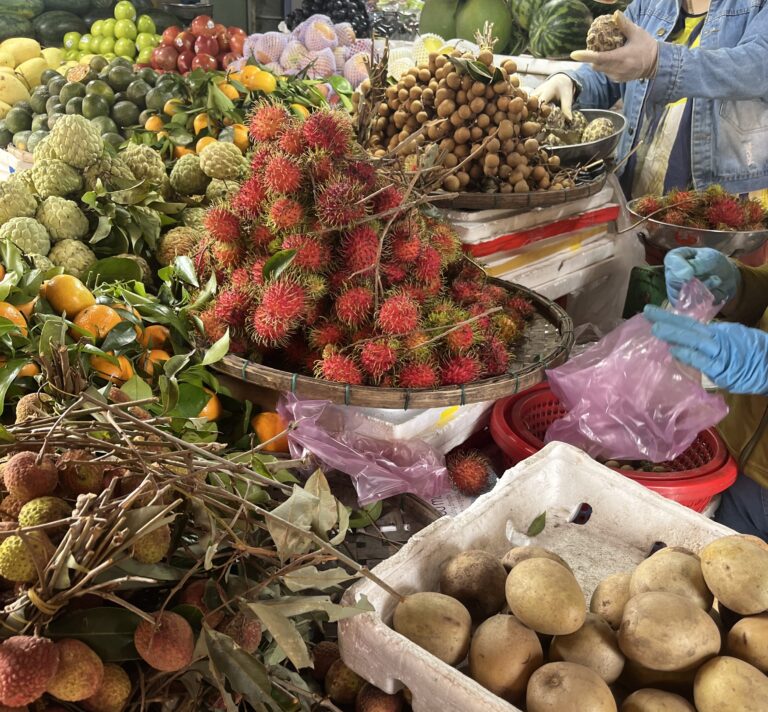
[338,442,732,712]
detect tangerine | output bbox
[0,357,39,378]
[251,412,290,453]
[193,112,210,135]
[0,264,5,280]
[290,103,310,119]
[198,389,222,422]
[217,82,239,101]
[196,136,217,154]
[145,115,165,132]
[247,71,277,94]
[139,348,171,377]
[138,324,171,349]
[0,302,28,336]
[163,98,184,116]
[173,145,196,159]
[16,297,36,319]
[43,275,95,317]
[232,123,249,152]
[72,304,123,341]
[90,353,134,383]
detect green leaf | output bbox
[84,257,142,287]
[0,425,15,444]
[526,511,546,537]
[262,250,296,282]
[120,375,153,402]
[348,500,384,529]
[100,321,138,354]
[113,558,188,581]
[167,382,208,419]
[247,602,311,670]
[282,566,359,592]
[201,329,230,366]
[0,358,24,416]
[46,608,141,662]
[327,74,354,95]
[187,272,217,312]
[250,595,374,624]
[173,255,199,287]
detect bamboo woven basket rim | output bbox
[429,173,607,211]
[213,279,574,410]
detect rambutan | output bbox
[302,274,328,301]
[452,278,482,304]
[415,246,442,283]
[308,321,346,349]
[213,289,251,329]
[308,150,335,184]
[249,103,290,142]
[743,198,766,228]
[377,293,420,335]
[315,350,363,385]
[467,302,492,330]
[428,223,462,264]
[250,145,274,173]
[211,240,244,269]
[230,267,250,291]
[446,449,496,496]
[264,155,304,195]
[493,313,522,344]
[267,197,305,232]
[250,223,275,249]
[372,185,404,214]
[661,208,687,226]
[282,233,331,272]
[260,280,306,322]
[445,323,476,353]
[278,127,306,156]
[665,189,696,209]
[347,161,377,191]
[477,284,507,307]
[359,339,398,380]
[391,233,422,263]
[706,197,745,230]
[507,296,535,320]
[232,177,267,219]
[315,180,367,228]
[426,299,466,329]
[440,354,483,385]
[481,336,510,376]
[301,110,353,158]
[343,225,380,273]
[198,306,227,343]
[634,195,662,216]
[397,361,438,389]
[334,286,374,325]
[250,307,294,346]
[381,262,407,285]
[250,256,268,285]
[403,330,433,360]
[204,207,242,244]
[421,278,444,298]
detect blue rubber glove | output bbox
[644,305,768,394]
[664,247,741,306]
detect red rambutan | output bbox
[706,197,745,230]
[315,180,367,229]
[260,280,306,322]
[440,354,483,385]
[264,155,304,195]
[743,198,766,228]
[665,189,695,209]
[445,323,476,353]
[199,306,227,343]
[211,241,244,269]
[507,296,535,320]
[267,197,305,232]
[391,233,422,263]
[213,289,251,329]
[334,286,374,326]
[381,262,407,284]
[282,233,331,272]
[347,161,377,191]
[634,195,662,216]
[467,303,492,330]
[249,104,290,143]
[250,145,274,173]
[343,225,380,273]
[230,267,250,291]
[429,223,462,264]
[308,151,335,184]
[372,185,404,215]
[250,256,268,285]
[309,321,346,350]
[359,340,398,380]
[204,207,242,244]
[250,223,275,249]
[397,361,438,389]
[403,330,432,359]
[477,285,507,307]
[377,293,420,335]
[481,336,510,376]
[315,350,363,385]
[250,306,294,346]
[278,127,306,156]
[415,246,442,283]
[446,449,495,496]
[661,208,687,226]
[301,111,352,158]
[232,177,267,219]
[452,279,482,304]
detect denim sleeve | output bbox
[649,5,768,103]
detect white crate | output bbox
[338,442,732,712]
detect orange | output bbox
[43,275,95,317]
[251,412,290,453]
[0,302,27,336]
[72,304,123,341]
[0,357,39,378]
[173,145,196,159]
[196,136,217,154]
[138,324,171,350]
[0,264,5,280]
[144,115,165,132]
[157,130,170,140]
[90,353,134,383]
[247,71,277,94]
[290,103,310,119]
[198,389,222,422]
[192,112,210,135]
[228,70,242,84]
[163,98,183,116]
[139,348,171,377]
[217,82,239,101]
[16,297,36,319]
[232,123,249,153]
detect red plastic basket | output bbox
[490,384,738,512]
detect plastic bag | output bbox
[544,279,729,463]
[278,394,451,505]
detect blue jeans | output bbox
[714,474,768,541]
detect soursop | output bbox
[181,207,206,232]
[0,181,37,226]
[121,143,167,187]
[582,117,617,142]
[36,197,89,242]
[199,141,246,181]
[0,217,51,256]
[48,239,97,279]
[83,152,137,191]
[31,159,82,199]
[49,114,104,169]
[170,154,211,196]
[33,134,58,161]
[586,15,626,52]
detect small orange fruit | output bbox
[0,302,28,336]
[0,264,5,280]
[228,70,242,84]
[138,324,171,349]
[248,71,277,94]
[72,304,123,341]
[0,357,39,378]
[90,353,134,383]
[232,123,249,152]
[157,130,170,140]
[196,136,217,154]
[43,275,95,317]
[217,82,239,101]
[145,115,165,132]
[193,112,210,135]
[198,389,222,422]
[290,103,310,119]
[173,145,196,159]
[16,297,36,319]
[139,348,171,377]
[251,412,290,453]
[163,98,183,116]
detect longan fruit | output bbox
[548,155,561,167]
[406,115,419,130]
[486,137,501,153]
[524,138,539,155]
[444,153,459,168]
[493,81,508,95]
[470,126,484,141]
[532,165,548,182]
[540,103,552,118]
[435,67,446,81]
[514,179,530,193]
[469,97,486,114]
[427,124,441,140]
[455,144,470,159]
[509,169,524,184]
[461,75,473,92]
[527,96,539,112]
[416,111,429,124]
[409,86,422,101]
[498,119,515,141]
[538,176,551,190]
[429,79,439,92]
[386,124,397,137]
[440,137,457,152]
[447,72,462,90]
[500,183,513,193]
[435,55,447,68]
[377,103,390,116]
[477,114,491,129]
[509,96,525,114]
[422,88,435,104]
[435,88,451,104]
[497,96,511,112]
[519,164,532,178]
[503,59,517,74]
[521,106,529,121]
[457,171,470,187]
[398,88,409,102]
[551,182,564,191]
[499,164,513,179]
[418,68,432,83]
[410,99,423,114]
[478,49,494,66]
[374,148,386,157]
[456,90,467,104]
[471,81,486,97]
[502,138,516,154]
[403,74,416,89]
[458,104,473,121]
[485,86,495,100]
[443,175,461,191]
[493,111,506,125]
[510,75,520,88]
[454,126,471,144]
[484,153,500,169]
[522,121,541,137]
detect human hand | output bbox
[531,73,575,121]
[570,12,659,82]
[664,247,741,306]
[644,306,768,395]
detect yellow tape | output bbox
[437,406,459,425]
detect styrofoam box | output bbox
[339,442,732,712]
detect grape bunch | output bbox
[287,0,372,37]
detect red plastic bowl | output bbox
[490,384,738,512]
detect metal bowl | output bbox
[543,109,627,166]
[627,200,768,257]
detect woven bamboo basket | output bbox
[213,280,574,409]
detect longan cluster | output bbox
[365,50,575,194]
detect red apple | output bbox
[161,25,182,46]
[220,52,238,69]
[229,32,245,56]
[190,14,216,37]
[173,31,195,53]
[191,53,218,72]
[151,45,179,72]
[214,23,230,53]
[194,35,219,56]
[177,49,195,74]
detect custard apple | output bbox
[27,253,54,272]
[545,107,568,132]
[121,143,167,187]
[582,117,617,143]
[206,178,235,203]
[0,181,37,226]
[570,111,589,135]
[31,159,83,199]
[36,197,89,242]
[157,227,200,266]
[586,15,626,53]
[48,239,97,279]
[181,207,206,231]
[170,154,211,196]
[544,133,566,147]
[83,152,137,191]
[0,217,51,256]
[199,142,246,181]
[33,134,58,161]
[49,114,104,169]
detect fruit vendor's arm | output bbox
[721,264,768,326]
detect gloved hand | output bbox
[664,247,742,306]
[570,12,659,82]
[644,305,768,395]
[531,74,575,121]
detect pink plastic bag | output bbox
[278,394,451,505]
[544,280,729,463]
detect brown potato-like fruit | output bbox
[590,573,634,630]
[469,614,543,702]
[392,592,471,665]
[621,689,695,711]
[439,550,507,622]
[618,592,721,672]
[526,662,617,712]
[726,613,768,673]
[694,656,768,712]
[325,660,365,705]
[630,550,713,611]
[550,613,625,684]
[700,536,768,615]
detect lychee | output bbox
[311,640,341,681]
[440,354,483,385]
[0,495,24,520]
[219,612,262,653]
[15,392,52,423]
[316,351,364,385]
[446,449,496,496]
[356,683,404,712]
[0,636,60,706]
[377,294,420,335]
[325,659,365,705]
[46,639,104,702]
[17,496,71,529]
[3,451,58,503]
[57,449,104,495]
[249,103,290,142]
[131,524,171,564]
[133,611,195,672]
[81,664,131,712]
[178,579,225,627]
[335,286,375,326]
[397,361,438,389]
[0,532,53,583]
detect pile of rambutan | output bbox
[195,103,535,389]
[634,186,768,231]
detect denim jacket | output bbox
[564,0,768,194]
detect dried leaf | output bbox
[251,595,373,623]
[304,470,338,536]
[527,511,547,537]
[266,486,319,561]
[282,566,359,592]
[248,602,312,670]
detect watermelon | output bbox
[507,24,528,55]
[0,0,44,19]
[582,0,627,15]
[529,0,593,59]
[0,13,32,41]
[33,10,87,45]
[44,0,91,11]
[511,0,547,32]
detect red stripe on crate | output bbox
[464,205,621,258]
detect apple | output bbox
[151,44,178,71]
[213,23,230,53]
[190,14,216,37]
[191,53,217,72]
[220,52,238,68]
[177,49,195,74]
[194,35,219,56]
[173,30,195,53]
[229,31,245,56]
[162,25,182,46]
